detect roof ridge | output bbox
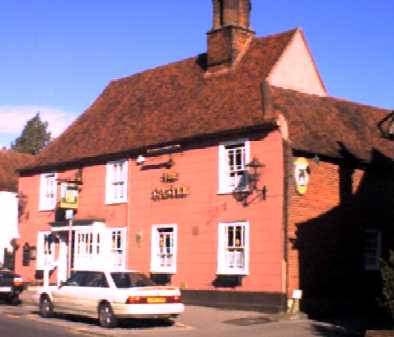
[112,28,300,84]
[269,85,391,112]
[253,27,299,42]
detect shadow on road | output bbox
[35,311,176,330]
[311,322,363,337]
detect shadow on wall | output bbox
[292,147,394,318]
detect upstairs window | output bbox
[364,229,382,271]
[151,225,177,274]
[217,222,249,275]
[218,140,250,194]
[105,160,128,204]
[39,173,57,211]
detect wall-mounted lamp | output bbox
[136,155,146,165]
[232,157,267,206]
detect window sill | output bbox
[105,200,128,205]
[217,190,233,195]
[38,208,56,212]
[217,189,250,196]
[150,270,176,275]
[216,271,249,276]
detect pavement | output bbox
[15,287,363,337]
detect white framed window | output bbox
[74,230,102,270]
[105,160,128,204]
[217,222,250,275]
[364,229,382,271]
[151,225,177,274]
[36,231,56,270]
[39,173,57,211]
[218,139,250,194]
[110,228,127,268]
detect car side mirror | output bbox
[59,281,67,288]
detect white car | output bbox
[36,270,184,328]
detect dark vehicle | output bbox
[0,269,24,304]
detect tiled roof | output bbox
[0,150,34,191]
[25,29,297,170]
[20,27,393,172]
[267,86,394,163]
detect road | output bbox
[0,303,361,337]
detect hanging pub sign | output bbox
[60,182,79,209]
[294,157,310,195]
[151,171,189,201]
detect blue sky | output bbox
[0,1,393,148]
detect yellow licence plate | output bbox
[147,297,166,304]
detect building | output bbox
[16,0,394,313]
[0,150,33,270]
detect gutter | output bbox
[18,122,278,175]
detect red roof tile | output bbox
[267,86,394,163]
[0,150,34,191]
[25,29,297,170]
[20,28,393,171]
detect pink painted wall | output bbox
[16,130,285,294]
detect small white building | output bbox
[0,149,33,269]
[0,191,19,267]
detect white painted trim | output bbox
[36,231,56,270]
[150,224,178,274]
[105,159,128,205]
[218,139,250,194]
[39,172,58,211]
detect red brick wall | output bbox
[286,158,370,296]
[16,131,286,294]
[286,153,394,310]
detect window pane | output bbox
[111,272,155,288]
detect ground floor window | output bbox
[217,222,249,275]
[110,228,127,268]
[36,231,56,270]
[151,225,177,274]
[74,230,101,270]
[364,229,382,271]
[72,227,127,271]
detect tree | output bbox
[11,113,51,154]
[381,250,394,321]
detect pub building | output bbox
[16,0,394,314]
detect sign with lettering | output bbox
[152,171,189,201]
[60,182,79,209]
[151,186,189,201]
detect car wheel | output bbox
[98,302,118,328]
[39,296,54,318]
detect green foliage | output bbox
[381,250,394,320]
[11,113,51,154]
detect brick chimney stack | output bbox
[207,0,255,72]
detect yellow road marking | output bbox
[6,314,21,319]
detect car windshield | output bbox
[110,272,155,288]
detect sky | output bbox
[0,1,393,148]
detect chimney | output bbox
[207,0,255,71]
